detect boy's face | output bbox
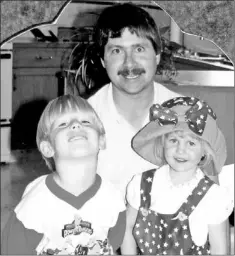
[44,110,105,160]
[164,131,204,174]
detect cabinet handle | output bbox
[35,56,53,60]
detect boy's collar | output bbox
[46,173,101,210]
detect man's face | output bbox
[101,28,160,95]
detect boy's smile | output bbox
[49,111,103,159]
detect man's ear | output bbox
[100,58,105,68]
[156,54,161,65]
[40,141,54,158]
[99,134,106,150]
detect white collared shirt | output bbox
[88,82,181,197]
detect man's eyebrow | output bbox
[106,42,149,50]
[105,44,123,50]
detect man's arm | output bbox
[208,219,230,254]
[108,210,126,252]
[1,210,43,255]
[121,203,138,255]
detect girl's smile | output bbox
[164,131,204,174]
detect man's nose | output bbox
[124,51,136,68]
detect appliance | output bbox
[1,42,16,163]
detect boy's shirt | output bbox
[1,174,126,255]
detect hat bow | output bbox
[150,97,216,136]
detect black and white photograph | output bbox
[1,1,234,255]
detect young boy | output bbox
[1,95,126,255]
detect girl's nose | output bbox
[176,141,186,154]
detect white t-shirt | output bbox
[88,82,181,196]
[15,174,125,254]
[127,165,234,246]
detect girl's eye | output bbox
[189,141,196,146]
[168,138,177,143]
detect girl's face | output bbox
[164,131,204,174]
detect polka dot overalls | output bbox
[133,169,214,255]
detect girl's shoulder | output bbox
[126,167,166,210]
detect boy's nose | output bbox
[70,120,81,130]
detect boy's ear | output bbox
[40,141,54,158]
[99,135,106,150]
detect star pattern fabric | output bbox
[150,96,217,136]
[133,169,214,255]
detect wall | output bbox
[164,84,234,165]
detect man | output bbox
[87,3,181,197]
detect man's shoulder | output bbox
[88,83,110,107]
[98,176,126,207]
[99,176,122,196]
[153,81,183,103]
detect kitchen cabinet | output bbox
[11,42,73,149]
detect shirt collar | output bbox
[107,82,157,125]
[107,83,123,124]
[46,173,101,210]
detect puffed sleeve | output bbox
[203,184,234,225]
[126,173,142,210]
[219,164,234,204]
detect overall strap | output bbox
[179,175,214,217]
[140,169,156,209]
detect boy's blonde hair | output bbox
[154,130,214,171]
[36,94,105,171]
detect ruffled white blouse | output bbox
[127,165,234,246]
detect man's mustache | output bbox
[118,68,145,76]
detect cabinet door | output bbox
[11,68,62,149]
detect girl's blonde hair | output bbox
[36,94,105,171]
[154,130,214,171]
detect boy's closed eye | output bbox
[58,122,68,128]
[81,120,91,125]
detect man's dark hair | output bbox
[68,3,167,92]
[94,3,162,58]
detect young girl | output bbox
[121,96,234,255]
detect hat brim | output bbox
[132,118,227,176]
[132,121,190,166]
